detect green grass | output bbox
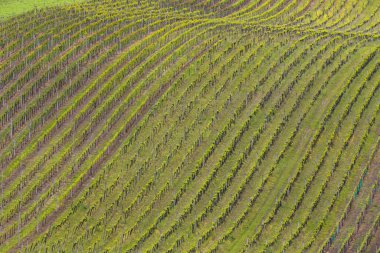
[0,0,82,18]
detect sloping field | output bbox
[0,0,380,252]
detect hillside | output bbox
[0,0,380,252]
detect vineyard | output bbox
[0,0,380,252]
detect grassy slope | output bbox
[0,0,82,18]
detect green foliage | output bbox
[0,0,380,252]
